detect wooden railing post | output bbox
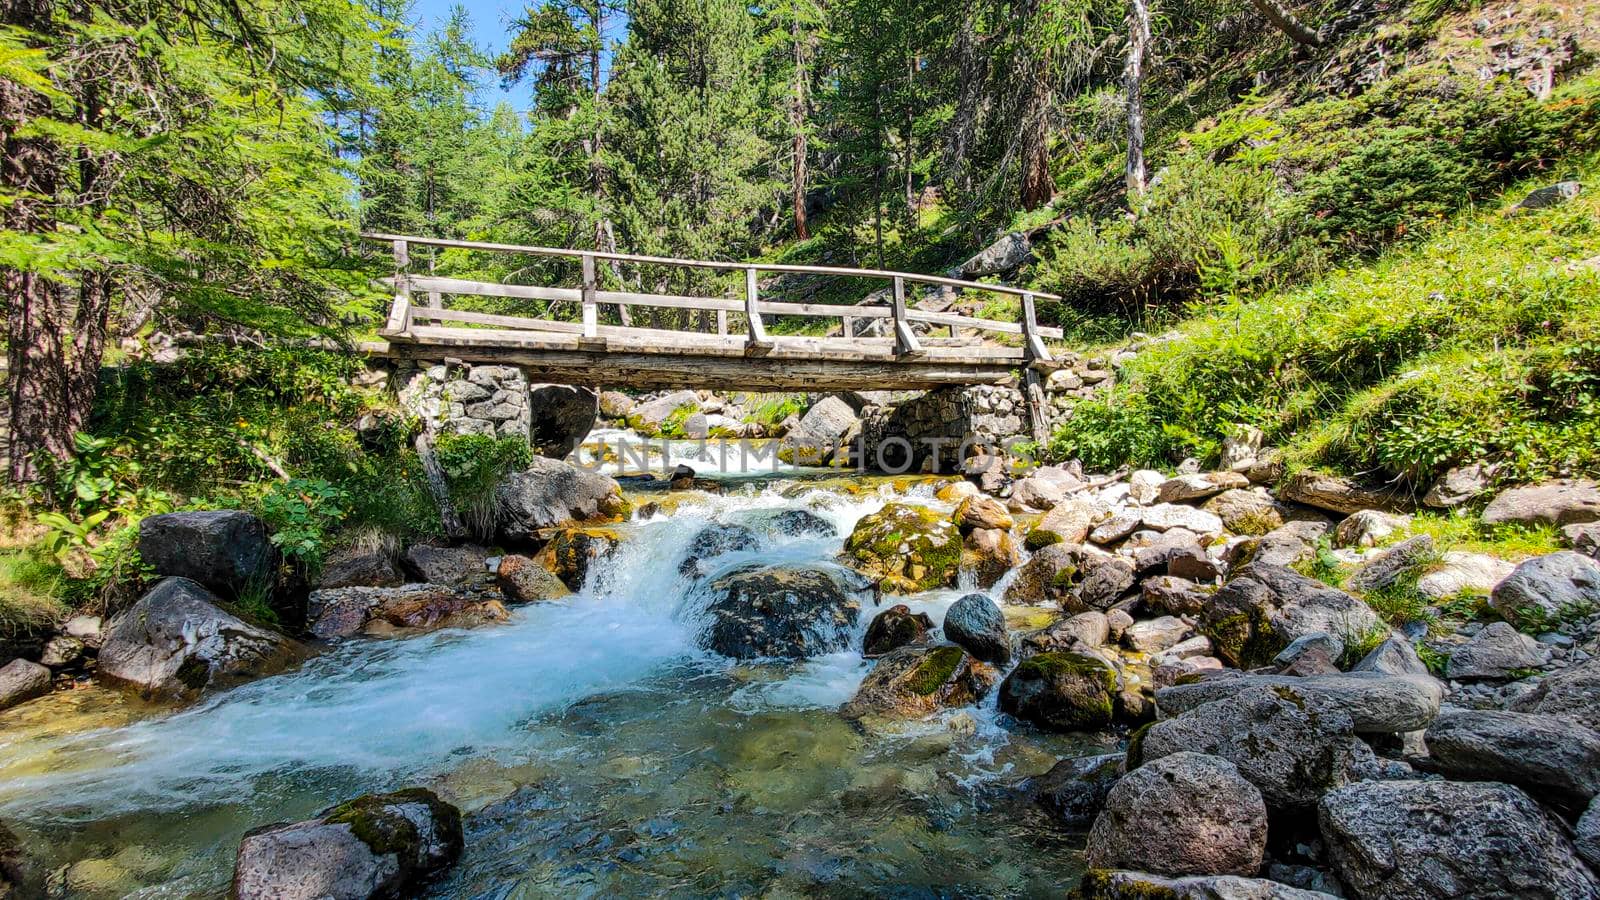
[891,276,922,357]
[580,253,599,339]
[716,309,728,336]
[383,239,413,336]
[1020,291,1051,363]
[744,267,772,355]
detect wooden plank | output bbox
[403,275,580,304]
[745,267,772,355]
[716,309,728,335]
[891,276,923,358]
[1020,291,1052,362]
[383,295,411,336]
[581,254,598,338]
[758,300,890,318]
[409,306,586,334]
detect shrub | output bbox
[434,433,533,540]
[258,478,350,575]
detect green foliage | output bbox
[434,433,533,540]
[258,479,350,573]
[1293,537,1347,590]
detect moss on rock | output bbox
[842,503,961,593]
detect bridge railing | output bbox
[362,233,1064,363]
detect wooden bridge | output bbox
[366,233,1067,391]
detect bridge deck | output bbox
[365,233,1066,391]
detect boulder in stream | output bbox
[137,510,276,598]
[863,604,934,657]
[526,384,598,458]
[1198,564,1381,669]
[308,585,509,641]
[840,644,997,720]
[496,554,571,603]
[495,457,629,544]
[679,523,761,579]
[842,503,960,593]
[701,564,871,659]
[98,577,305,700]
[535,526,622,591]
[1085,752,1268,878]
[0,659,51,712]
[232,788,463,900]
[999,651,1120,731]
[942,593,1012,665]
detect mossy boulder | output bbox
[840,644,998,720]
[842,503,961,593]
[625,390,701,437]
[999,651,1120,732]
[702,564,872,659]
[863,604,934,657]
[534,527,622,592]
[232,787,463,900]
[1199,564,1381,670]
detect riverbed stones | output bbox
[1155,671,1443,733]
[402,544,490,587]
[1446,621,1550,680]
[1136,685,1373,810]
[1318,779,1600,899]
[701,565,870,659]
[1482,478,1600,527]
[1416,551,1514,600]
[963,527,1020,589]
[1123,617,1188,654]
[1198,564,1382,670]
[137,510,275,598]
[1333,509,1411,549]
[1509,655,1600,728]
[526,384,598,458]
[495,457,628,544]
[1155,472,1248,504]
[1026,753,1124,831]
[1423,709,1600,810]
[955,495,1012,532]
[99,577,304,700]
[1203,489,1287,535]
[840,644,997,720]
[863,605,934,657]
[318,550,403,590]
[231,788,463,900]
[779,395,859,465]
[0,659,50,711]
[999,651,1119,731]
[1020,611,1110,657]
[679,523,760,579]
[1489,550,1600,627]
[1139,504,1224,536]
[943,593,1012,664]
[1280,471,1407,515]
[1344,534,1434,595]
[842,503,960,593]
[1086,752,1268,877]
[1074,871,1332,900]
[495,554,571,603]
[308,585,509,640]
[1027,497,1105,549]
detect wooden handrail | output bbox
[360,232,1063,301]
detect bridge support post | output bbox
[1020,290,1053,447]
[891,276,923,357]
[744,267,773,356]
[383,239,413,337]
[580,254,599,339]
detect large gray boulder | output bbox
[1025,753,1124,832]
[1482,479,1600,528]
[1489,551,1600,627]
[958,230,1031,277]
[232,788,462,900]
[1510,655,1600,729]
[1075,871,1335,900]
[1137,685,1374,810]
[999,651,1120,731]
[1198,565,1381,670]
[137,510,275,597]
[1155,671,1443,733]
[495,456,628,544]
[1345,534,1434,595]
[942,593,1012,665]
[625,390,699,436]
[98,577,304,700]
[778,395,859,466]
[526,384,598,458]
[1424,709,1600,811]
[1446,621,1551,681]
[1318,780,1600,899]
[401,544,490,587]
[0,659,51,712]
[1086,752,1268,877]
[701,565,870,659]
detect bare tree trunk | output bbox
[1018,0,1054,212]
[1124,0,1152,200]
[1248,0,1323,46]
[790,15,810,240]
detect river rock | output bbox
[526,385,597,458]
[1510,655,1600,728]
[1568,522,1600,558]
[1333,510,1411,549]
[1021,611,1110,656]
[1086,752,1267,877]
[999,651,1120,731]
[1416,551,1514,600]
[0,659,51,711]
[863,605,934,657]
[319,551,403,590]
[402,544,489,587]
[840,644,997,720]
[1004,543,1076,606]
[943,593,1012,665]
[1074,870,1334,900]
[1423,463,1493,508]
[1318,779,1600,899]
[136,510,275,598]
[1125,470,1162,505]
[1345,534,1434,595]
[495,554,571,603]
[1447,621,1551,680]
[1088,510,1143,545]
[1280,472,1407,515]
[1139,504,1224,536]
[1137,684,1374,810]
[679,523,760,579]
[1073,553,1138,611]
[1026,753,1123,831]
[1581,801,1600,873]
[702,565,869,659]
[1229,520,1329,569]
[99,577,303,700]
[1483,478,1600,527]
[63,614,104,650]
[625,390,699,436]
[597,390,634,419]
[38,635,84,669]
[1155,472,1248,504]
[955,496,1013,532]
[963,527,1020,589]
[496,457,628,543]
[1198,564,1381,669]
[843,503,960,593]
[232,788,463,900]
[1490,551,1600,627]
[1424,709,1600,810]
[1156,671,1443,733]
[1166,547,1222,582]
[1204,489,1288,535]
[1011,470,1077,511]
[1123,616,1189,654]
[766,508,837,538]
[779,395,859,465]
[534,527,621,591]
[1273,631,1344,669]
[1140,576,1208,617]
[1027,497,1106,549]
[1351,635,1432,677]
[308,585,509,640]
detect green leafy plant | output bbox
[259,479,350,574]
[434,433,533,540]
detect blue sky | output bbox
[411,0,531,110]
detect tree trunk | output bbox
[1124,0,1152,200]
[1248,0,1323,46]
[1018,74,1053,210]
[790,15,810,240]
